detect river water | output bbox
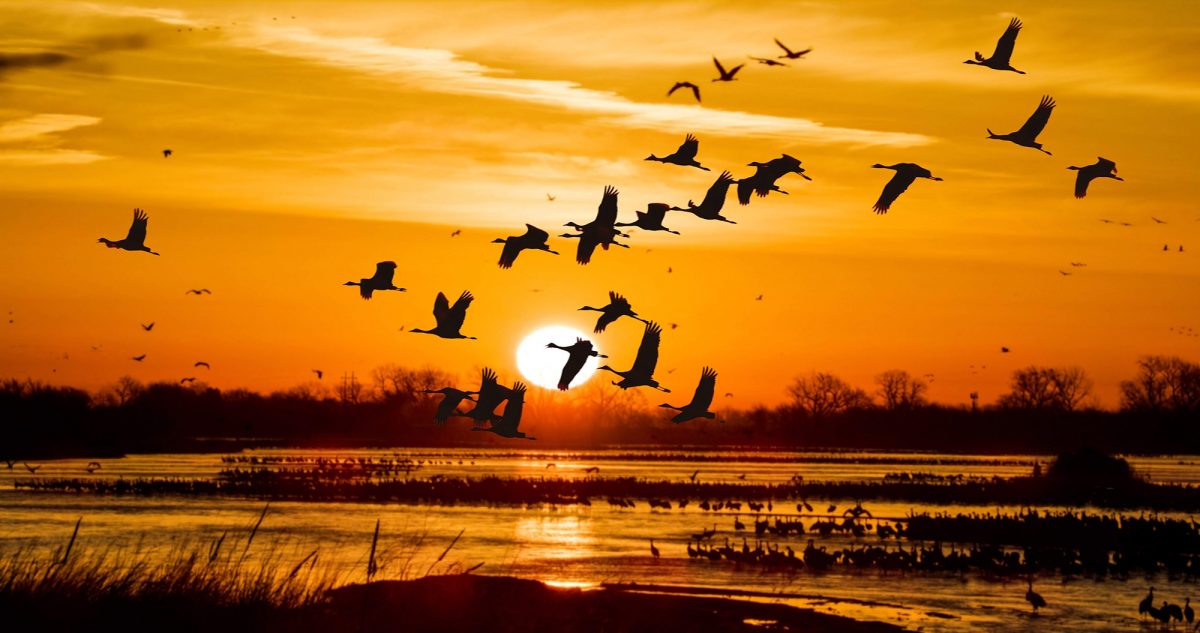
[2,448,1196,631]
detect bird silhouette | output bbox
[85,461,101,473]
[162,149,172,158]
[616,203,681,235]
[1025,580,1046,613]
[141,322,155,331]
[1068,157,1122,198]
[711,57,743,82]
[561,186,630,265]
[185,288,211,295]
[1151,216,1167,224]
[463,368,512,426]
[180,377,196,384]
[774,39,812,59]
[579,291,647,333]
[493,224,558,269]
[667,81,701,103]
[194,361,210,369]
[749,56,787,67]
[546,338,607,390]
[474,381,533,440]
[660,366,717,423]
[546,193,556,201]
[344,261,406,299]
[650,539,660,558]
[598,321,670,392]
[1070,262,1086,267]
[312,369,323,380]
[987,95,1055,155]
[737,155,810,205]
[98,208,159,255]
[1001,347,1010,353]
[132,354,146,361]
[871,163,942,214]
[1139,587,1156,619]
[964,18,1025,73]
[422,387,478,425]
[689,469,699,482]
[23,463,41,473]
[1058,270,1071,276]
[645,134,709,171]
[673,171,737,224]
[411,291,477,339]
[450,229,462,237]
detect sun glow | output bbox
[516,326,600,390]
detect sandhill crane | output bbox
[749,56,787,67]
[964,18,1025,74]
[85,461,101,473]
[598,321,671,392]
[463,368,512,426]
[645,134,710,171]
[660,367,717,423]
[1138,587,1154,619]
[185,288,211,295]
[737,155,810,205]
[650,539,660,558]
[870,163,942,214]
[1067,157,1122,198]
[344,261,406,299]
[98,208,159,255]
[141,322,154,331]
[616,203,680,235]
[473,381,534,439]
[1025,580,1046,613]
[162,149,172,158]
[988,95,1055,155]
[180,377,196,384]
[667,81,700,103]
[23,463,41,473]
[711,57,743,82]
[493,224,558,269]
[673,171,737,223]
[312,369,324,380]
[422,387,477,425]
[411,291,477,339]
[774,39,812,60]
[562,186,630,265]
[132,354,146,361]
[579,291,647,333]
[1163,601,1184,623]
[546,338,607,390]
[1185,598,1194,625]
[194,361,210,369]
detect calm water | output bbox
[3,448,1197,632]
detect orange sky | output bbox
[1,1,1197,409]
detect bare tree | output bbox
[101,376,145,407]
[998,366,1092,411]
[371,364,451,404]
[788,372,871,417]
[1120,356,1200,413]
[874,370,928,411]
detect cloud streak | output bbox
[0,113,106,165]
[232,26,933,148]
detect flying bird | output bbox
[546,338,608,390]
[422,387,478,425]
[1058,270,1071,276]
[660,367,718,423]
[546,193,556,201]
[1070,262,1086,267]
[964,17,1025,74]
[180,377,196,384]
[987,95,1055,155]
[344,261,406,299]
[98,208,159,256]
[616,203,681,235]
[463,368,513,426]
[673,171,737,224]
[667,81,700,103]
[870,163,942,214]
[579,291,647,333]
[85,462,101,473]
[493,224,558,269]
[312,369,323,380]
[450,229,462,237]
[711,57,743,82]
[132,354,146,361]
[411,291,477,339]
[737,155,810,205]
[1001,347,1010,353]
[473,381,534,440]
[749,56,787,67]
[162,149,172,158]
[1152,217,1167,224]
[561,186,630,265]
[774,39,812,59]
[598,321,670,392]
[645,134,709,171]
[194,361,210,369]
[185,288,211,295]
[141,322,155,331]
[23,463,41,473]
[1067,158,1122,198]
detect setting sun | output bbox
[516,325,601,390]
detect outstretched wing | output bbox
[703,171,735,209]
[1074,169,1090,199]
[712,56,726,76]
[608,290,631,310]
[595,186,619,226]
[447,291,474,330]
[687,367,717,411]
[373,261,396,285]
[726,63,745,78]
[1016,95,1055,139]
[773,38,793,56]
[990,17,1022,65]
[631,321,663,376]
[676,134,700,161]
[499,382,527,431]
[873,172,915,214]
[432,292,450,322]
[126,209,149,246]
[523,224,549,245]
[558,351,587,390]
[736,178,756,205]
[498,240,522,269]
[575,233,600,265]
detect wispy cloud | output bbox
[0,113,106,164]
[230,26,933,148]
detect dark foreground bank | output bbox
[4,573,899,633]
